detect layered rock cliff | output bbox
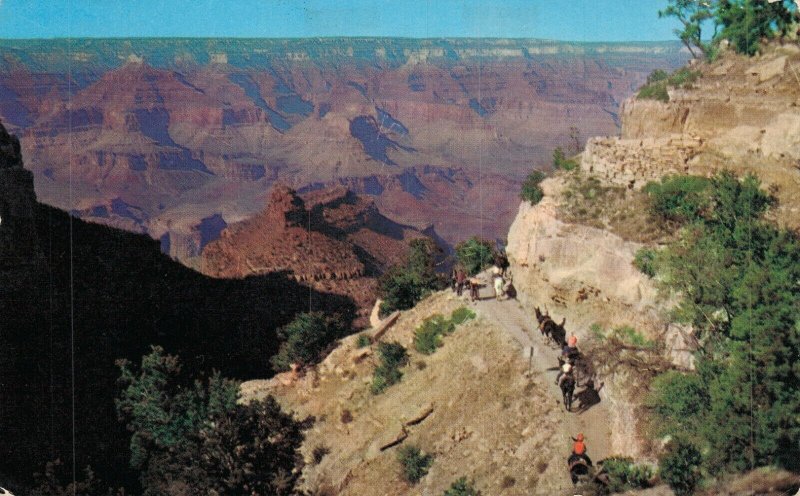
[505,45,800,460]
[582,43,800,229]
[0,38,687,258]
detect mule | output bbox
[560,374,576,412]
[534,306,567,347]
[568,453,593,485]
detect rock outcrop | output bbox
[581,44,800,228]
[501,46,800,460]
[201,184,434,324]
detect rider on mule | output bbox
[556,362,573,387]
[567,433,593,484]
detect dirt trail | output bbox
[470,283,614,464]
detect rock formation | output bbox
[581,44,800,228]
[506,45,800,460]
[201,184,435,324]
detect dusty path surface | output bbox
[469,281,613,465]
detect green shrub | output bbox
[638,68,702,102]
[637,81,669,102]
[414,314,460,355]
[553,146,578,171]
[648,371,708,436]
[660,439,702,496]
[450,307,476,325]
[609,326,656,350]
[643,175,711,224]
[270,312,348,371]
[443,477,480,496]
[520,170,546,204]
[414,322,443,355]
[602,457,654,492]
[379,239,444,315]
[716,0,797,56]
[647,69,668,85]
[667,67,701,88]
[356,333,371,348]
[633,248,658,278]
[116,347,308,495]
[371,341,408,394]
[455,237,496,276]
[398,445,433,484]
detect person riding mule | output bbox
[568,433,593,484]
[557,363,576,411]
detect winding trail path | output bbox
[470,284,614,468]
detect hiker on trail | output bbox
[492,266,504,300]
[469,277,481,302]
[450,267,458,292]
[568,333,578,347]
[455,267,467,297]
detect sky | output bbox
[0,0,682,42]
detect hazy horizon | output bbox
[0,0,681,42]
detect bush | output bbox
[716,0,797,56]
[397,445,433,484]
[638,68,702,102]
[116,347,308,495]
[443,477,480,496]
[637,82,669,102]
[455,237,496,276]
[414,322,443,355]
[608,325,657,350]
[643,175,711,224]
[520,170,546,204]
[356,333,371,348]
[450,306,476,325]
[633,248,658,278]
[647,69,668,85]
[660,439,702,496]
[414,314,456,355]
[553,146,578,171]
[602,457,654,492]
[648,371,708,436]
[371,341,408,394]
[667,67,701,88]
[270,312,348,371]
[379,239,444,315]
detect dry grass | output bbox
[557,171,674,244]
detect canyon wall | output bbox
[0,38,688,258]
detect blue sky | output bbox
[0,0,681,41]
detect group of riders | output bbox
[535,307,603,486]
[450,253,513,302]
[451,254,598,485]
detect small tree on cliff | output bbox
[270,312,348,372]
[455,237,496,276]
[379,238,443,315]
[116,346,308,495]
[659,0,716,59]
